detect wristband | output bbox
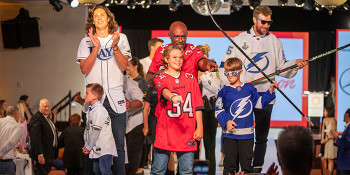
[170,94,177,103]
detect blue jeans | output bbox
[0,160,16,175]
[103,97,126,175]
[151,148,194,175]
[93,154,113,175]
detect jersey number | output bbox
[167,93,193,118]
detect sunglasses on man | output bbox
[255,16,273,25]
[224,70,242,77]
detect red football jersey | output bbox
[153,71,204,151]
[148,43,205,80]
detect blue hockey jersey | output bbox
[215,83,275,139]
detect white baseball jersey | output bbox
[77,33,132,114]
[84,101,117,159]
[123,76,144,134]
[219,27,298,97]
[140,56,152,76]
[200,71,221,98]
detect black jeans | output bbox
[202,109,218,175]
[126,124,145,175]
[253,104,273,168]
[83,154,94,175]
[223,138,254,174]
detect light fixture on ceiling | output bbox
[152,0,160,4]
[295,0,305,7]
[169,0,183,12]
[303,0,315,10]
[232,0,243,11]
[315,3,323,11]
[127,0,136,9]
[315,0,347,14]
[142,0,152,8]
[249,0,261,10]
[278,0,288,6]
[49,0,63,11]
[67,0,80,7]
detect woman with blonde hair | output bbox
[17,100,30,153]
[0,100,7,118]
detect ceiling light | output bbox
[295,0,305,7]
[169,0,182,12]
[142,0,152,8]
[232,0,243,11]
[278,0,288,6]
[67,0,80,7]
[127,0,136,9]
[49,0,63,11]
[249,0,261,10]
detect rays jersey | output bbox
[219,27,298,99]
[84,101,117,159]
[148,43,205,80]
[77,33,131,114]
[215,83,275,140]
[153,71,204,151]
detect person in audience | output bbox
[276,126,313,175]
[320,107,337,175]
[194,44,220,175]
[20,95,34,119]
[28,99,58,175]
[123,76,145,175]
[0,100,7,118]
[0,106,24,174]
[126,57,148,93]
[83,83,117,175]
[58,114,84,175]
[77,5,131,174]
[140,38,164,78]
[331,108,350,175]
[17,100,30,153]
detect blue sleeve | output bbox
[335,127,350,150]
[250,84,275,109]
[215,88,232,130]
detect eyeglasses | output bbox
[224,70,242,77]
[255,16,273,25]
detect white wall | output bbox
[0,2,87,120]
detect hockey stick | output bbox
[205,1,313,126]
[250,43,350,85]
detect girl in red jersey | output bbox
[151,45,204,175]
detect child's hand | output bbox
[82,146,91,155]
[193,128,203,141]
[226,120,237,131]
[172,95,184,104]
[269,81,278,94]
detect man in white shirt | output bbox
[0,106,24,174]
[140,38,164,78]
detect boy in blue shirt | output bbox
[215,57,277,174]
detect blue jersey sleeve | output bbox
[215,87,233,130]
[250,84,276,109]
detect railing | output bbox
[52,91,79,131]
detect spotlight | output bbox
[67,0,79,7]
[343,2,349,10]
[142,0,152,8]
[115,0,124,4]
[127,0,136,9]
[232,0,243,11]
[152,0,160,4]
[249,0,261,10]
[136,0,146,4]
[295,0,305,7]
[49,0,63,11]
[278,0,288,6]
[315,3,323,11]
[169,0,182,12]
[303,0,315,10]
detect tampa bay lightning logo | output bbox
[339,68,350,95]
[230,96,252,120]
[89,47,113,61]
[244,52,269,73]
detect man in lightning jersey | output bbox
[151,46,204,175]
[218,6,308,172]
[76,5,131,174]
[216,58,276,174]
[146,21,218,84]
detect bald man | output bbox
[146,21,218,84]
[28,99,58,175]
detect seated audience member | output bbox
[0,106,24,174]
[275,126,313,175]
[331,108,350,175]
[0,100,7,118]
[58,114,84,175]
[17,100,30,153]
[20,95,33,119]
